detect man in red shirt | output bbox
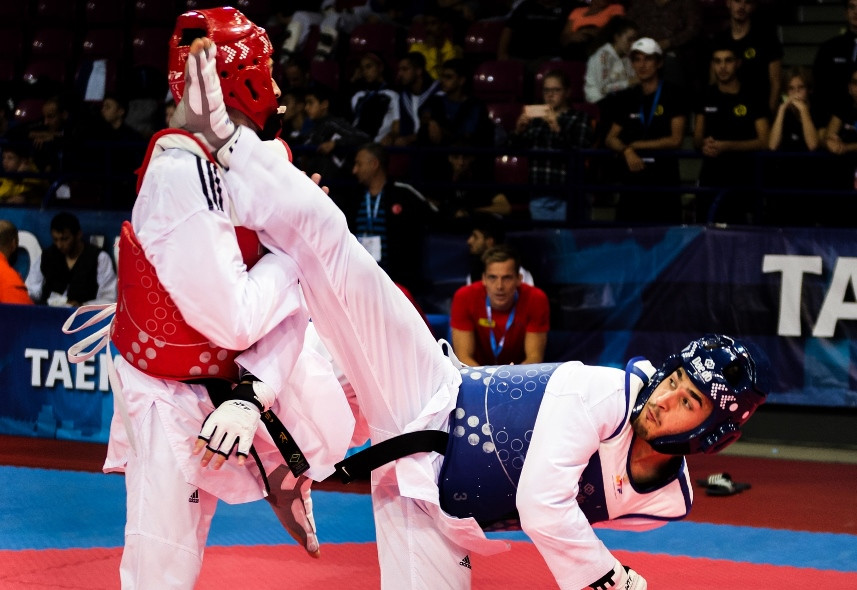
[450,245,549,366]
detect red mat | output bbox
[2,543,856,589]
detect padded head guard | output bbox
[169,7,277,130]
[631,334,767,456]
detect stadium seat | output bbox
[131,27,172,70]
[309,59,341,92]
[35,0,80,24]
[487,102,523,134]
[13,98,46,125]
[84,0,127,26]
[472,60,526,103]
[30,28,75,58]
[0,2,27,23]
[534,60,586,103]
[406,22,427,47]
[494,154,529,185]
[464,19,504,58]
[22,58,70,87]
[349,22,398,64]
[82,28,126,60]
[0,29,24,58]
[134,0,180,26]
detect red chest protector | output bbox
[110,129,273,382]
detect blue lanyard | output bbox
[364,190,382,233]
[486,292,518,359]
[639,81,663,128]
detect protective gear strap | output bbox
[333,430,449,484]
[196,378,310,477]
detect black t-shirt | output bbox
[695,84,768,186]
[709,26,783,111]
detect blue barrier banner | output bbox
[0,304,113,443]
[2,224,856,446]
[507,226,857,408]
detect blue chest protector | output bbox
[438,363,623,528]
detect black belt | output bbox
[333,430,449,484]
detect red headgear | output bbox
[169,7,278,130]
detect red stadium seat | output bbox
[36,0,81,23]
[0,28,24,58]
[22,58,70,86]
[349,22,398,62]
[132,27,172,70]
[464,19,504,58]
[487,102,523,134]
[84,0,127,26]
[406,22,427,47]
[472,60,526,103]
[14,98,46,125]
[134,0,179,26]
[534,60,586,103]
[310,59,341,92]
[30,28,75,58]
[494,154,530,185]
[82,28,126,60]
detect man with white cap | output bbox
[605,37,690,223]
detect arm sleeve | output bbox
[449,286,477,331]
[25,255,43,302]
[525,288,550,333]
[88,250,117,305]
[516,363,625,590]
[134,149,302,351]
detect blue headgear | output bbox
[631,334,767,455]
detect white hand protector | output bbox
[197,399,261,459]
[586,559,647,590]
[266,465,320,557]
[171,40,239,164]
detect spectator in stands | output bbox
[561,0,626,61]
[823,64,857,205]
[813,0,857,126]
[340,142,437,294]
[626,0,702,92]
[163,98,177,130]
[26,95,79,174]
[420,58,494,147]
[437,141,513,224]
[281,54,314,91]
[767,66,824,225]
[693,40,770,224]
[299,83,371,180]
[349,52,400,144]
[390,52,442,147]
[450,244,549,366]
[26,212,116,307]
[0,143,47,206]
[770,66,822,153]
[708,0,783,116]
[464,213,534,286]
[497,0,574,69]
[409,9,464,80]
[419,58,494,180]
[605,37,689,224]
[509,68,594,222]
[583,16,638,105]
[93,92,146,174]
[280,87,310,144]
[0,220,33,305]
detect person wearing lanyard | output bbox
[605,37,689,224]
[450,244,550,367]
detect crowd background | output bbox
[1,1,855,303]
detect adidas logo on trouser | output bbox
[459,555,471,569]
[188,489,199,503]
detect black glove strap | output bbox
[333,430,449,484]
[190,378,310,478]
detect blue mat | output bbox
[1,466,855,573]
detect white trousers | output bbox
[227,132,472,589]
[120,404,218,590]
